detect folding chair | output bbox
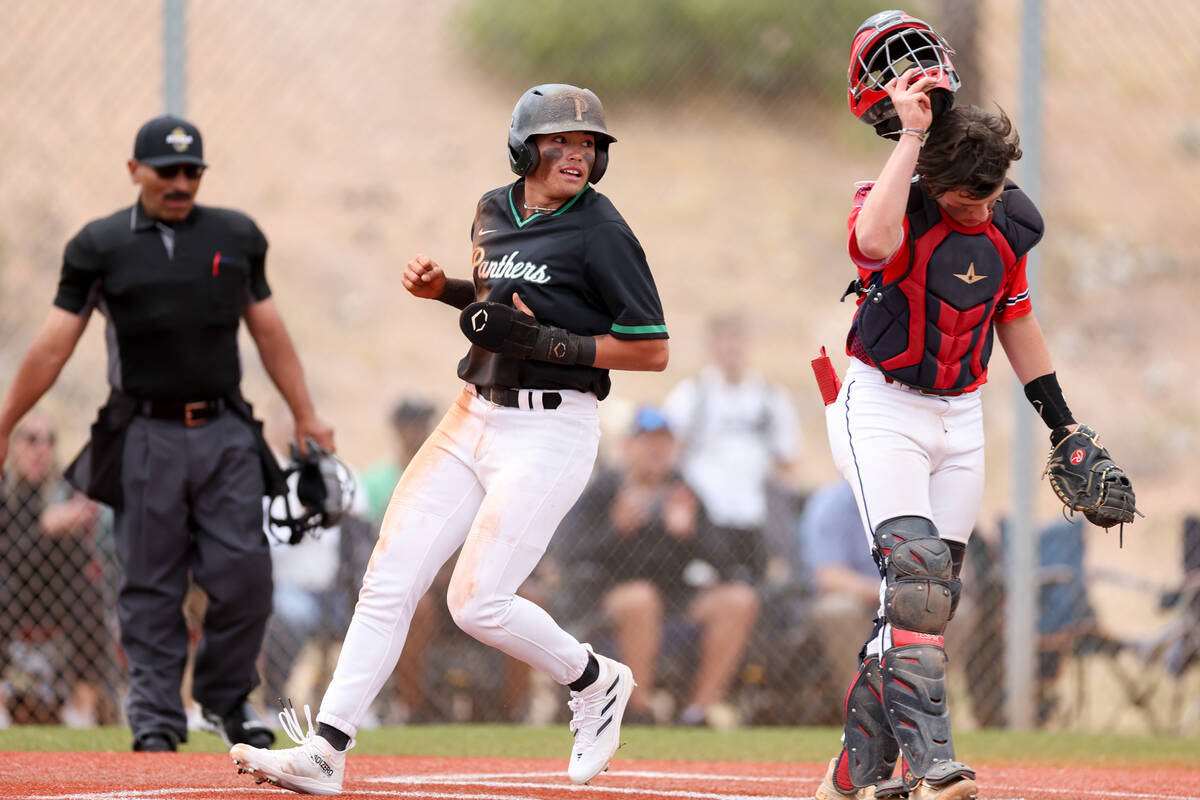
[1048,516,1200,734]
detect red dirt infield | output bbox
[3,753,1198,800]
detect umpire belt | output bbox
[136,398,227,427]
[470,384,562,410]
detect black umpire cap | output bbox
[133,115,207,167]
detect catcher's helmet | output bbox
[508,84,616,183]
[266,437,357,545]
[848,10,960,137]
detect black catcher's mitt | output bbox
[1044,424,1139,530]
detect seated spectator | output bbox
[0,411,119,727]
[556,406,759,726]
[795,479,881,684]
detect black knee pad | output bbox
[874,516,961,635]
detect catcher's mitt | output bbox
[1044,424,1140,532]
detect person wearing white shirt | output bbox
[662,314,799,584]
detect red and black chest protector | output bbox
[850,179,1043,394]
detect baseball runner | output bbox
[230,83,669,795]
[812,11,1137,800]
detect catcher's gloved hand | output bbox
[1044,424,1140,530]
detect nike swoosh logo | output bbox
[477,229,497,237]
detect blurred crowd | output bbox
[4,314,1200,732]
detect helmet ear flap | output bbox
[589,145,609,183]
[509,136,540,177]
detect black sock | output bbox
[317,722,350,751]
[568,653,600,692]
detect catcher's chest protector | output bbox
[853,180,1043,393]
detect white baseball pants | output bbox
[825,359,985,657]
[317,385,600,737]
[826,359,986,548]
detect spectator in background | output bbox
[796,479,882,685]
[360,398,436,529]
[556,407,759,726]
[0,411,119,727]
[663,314,800,584]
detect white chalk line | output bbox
[24,767,1200,800]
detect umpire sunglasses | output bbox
[152,163,205,180]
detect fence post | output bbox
[1006,0,1045,733]
[164,0,186,115]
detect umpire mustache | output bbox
[164,190,192,201]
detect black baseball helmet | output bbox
[508,84,616,183]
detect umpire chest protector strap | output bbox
[852,180,1043,393]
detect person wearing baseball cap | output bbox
[132,114,208,167]
[126,115,208,223]
[0,113,334,753]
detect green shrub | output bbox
[457,0,900,103]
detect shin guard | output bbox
[833,657,900,792]
[882,640,960,780]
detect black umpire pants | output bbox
[115,412,271,743]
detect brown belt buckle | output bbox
[184,401,208,427]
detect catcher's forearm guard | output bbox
[460,301,596,366]
[1043,424,1140,536]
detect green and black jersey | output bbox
[456,179,667,400]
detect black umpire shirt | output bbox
[54,202,271,402]
[459,181,668,400]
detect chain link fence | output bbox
[2,0,1198,736]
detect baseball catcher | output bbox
[814,9,1141,800]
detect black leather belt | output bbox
[476,386,562,410]
[137,398,226,427]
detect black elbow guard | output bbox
[460,302,595,366]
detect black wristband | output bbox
[436,278,476,310]
[1024,372,1076,431]
[532,325,596,366]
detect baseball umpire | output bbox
[813,11,1137,800]
[0,115,335,752]
[230,83,669,795]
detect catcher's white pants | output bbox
[317,385,600,737]
[826,360,985,658]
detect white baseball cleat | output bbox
[230,703,352,796]
[566,647,635,784]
